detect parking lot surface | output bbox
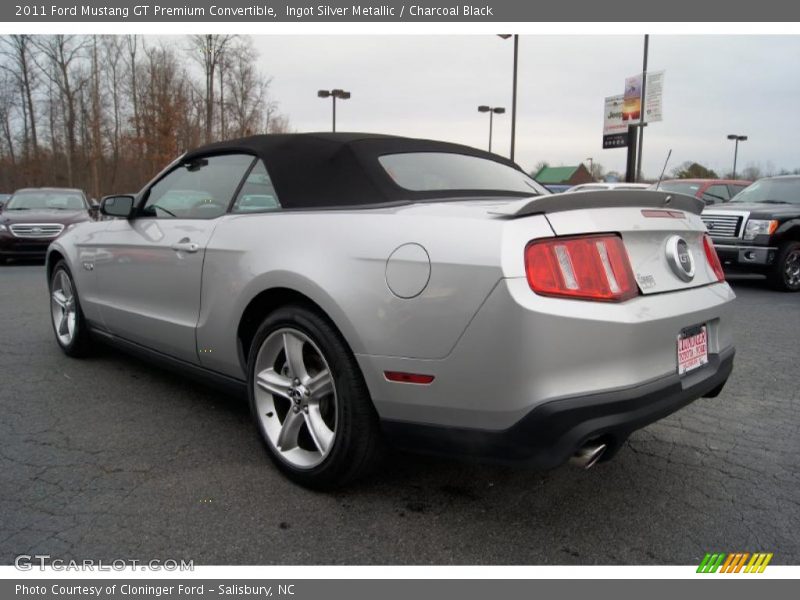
[1,263,798,565]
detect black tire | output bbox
[49,260,93,357]
[767,242,800,292]
[247,304,383,489]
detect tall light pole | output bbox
[727,134,748,179]
[586,157,594,180]
[317,89,351,132]
[636,34,649,182]
[478,105,505,153]
[498,34,519,162]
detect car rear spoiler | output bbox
[488,190,705,218]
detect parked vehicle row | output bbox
[649,179,752,205]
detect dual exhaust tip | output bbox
[569,442,607,470]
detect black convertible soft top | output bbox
[183,132,532,209]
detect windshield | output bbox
[729,178,800,204]
[6,191,86,211]
[652,181,701,196]
[379,152,546,196]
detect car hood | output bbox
[709,202,800,216]
[0,209,90,225]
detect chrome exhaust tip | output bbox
[569,443,607,470]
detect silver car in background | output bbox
[46,133,735,488]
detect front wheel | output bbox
[247,305,383,489]
[767,242,800,292]
[49,261,92,356]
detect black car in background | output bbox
[0,188,95,263]
[701,176,800,291]
[0,194,10,211]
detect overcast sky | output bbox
[248,35,800,178]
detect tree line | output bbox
[532,158,800,184]
[0,35,289,199]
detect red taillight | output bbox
[703,234,725,282]
[524,234,639,302]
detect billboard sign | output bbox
[643,70,664,122]
[622,74,643,123]
[621,70,664,125]
[603,94,628,149]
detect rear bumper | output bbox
[359,279,736,431]
[382,347,734,467]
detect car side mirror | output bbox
[100,195,135,218]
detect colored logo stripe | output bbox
[697,552,773,573]
[697,553,725,573]
[745,553,773,573]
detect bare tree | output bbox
[0,35,39,160]
[101,36,125,188]
[31,35,88,186]
[125,35,142,144]
[0,34,289,195]
[225,39,270,137]
[187,34,236,143]
[0,72,17,168]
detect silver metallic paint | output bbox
[48,192,735,433]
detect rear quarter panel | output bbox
[196,207,551,378]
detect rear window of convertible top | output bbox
[378,152,542,195]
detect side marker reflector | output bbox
[384,371,435,385]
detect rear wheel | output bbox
[247,305,383,489]
[767,242,800,292]
[49,261,92,356]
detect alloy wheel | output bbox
[253,327,337,469]
[51,270,77,346]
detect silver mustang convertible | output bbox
[47,133,735,488]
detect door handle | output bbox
[171,240,200,253]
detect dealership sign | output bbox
[603,70,664,148]
[602,94,627,149]
[644,70,664,122]
[623,70,665,125]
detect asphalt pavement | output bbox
[1,263,798,565]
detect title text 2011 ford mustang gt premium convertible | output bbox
[46,133,735,488]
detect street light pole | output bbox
[636,34,649,182]
[510,35,518,162]
[317,89,351,132]
[727,134,748,179]
[478,105,506,153]
[489,110,494,152]
[498,34,519,161]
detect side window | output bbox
[231,160,281,213]
[702,184,730,204]
[141,154,255,219]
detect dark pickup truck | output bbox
[701,176,800,291]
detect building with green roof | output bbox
[532,164,594,187]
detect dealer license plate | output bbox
[677,325,708,375]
